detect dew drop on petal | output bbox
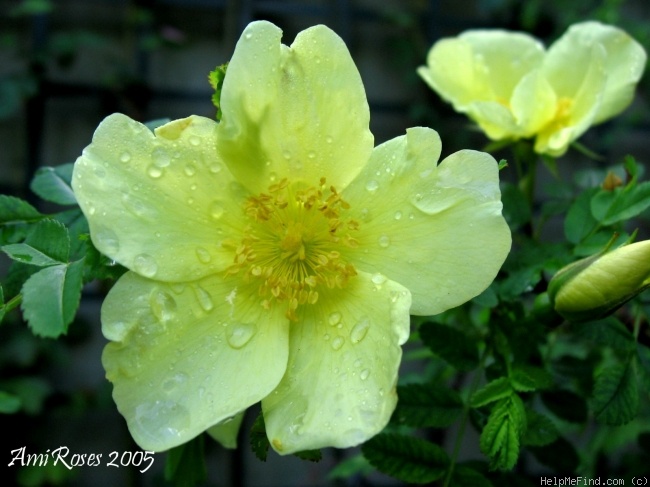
[371,273,386,286]
[209,162,223,173]
[360,369,370,381]
[184,163,196,176]
[245,32,253,40]
[326,136,333,144]
[283,150,291,160]
[133,253,158,278]
[152,147,171,168]
[365,180,379,192]
[120,151,131,163]
[189,135,201,146]
[350,318,370,344]
[209,201,225,219]
[394,210,402,220]
[227,322,256,349]
[162,372,187,392]
[147,165,163,178]
[194,285,214,311]
[308,151,316,159]
[378,235,390,248]
[96,228,120,254]
[331,336,345,351]
[150,290,177,324]
[328,311,342,326]
[195,247,212,263]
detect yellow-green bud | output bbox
[548,240,650,322]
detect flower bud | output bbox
[548,240,650,322]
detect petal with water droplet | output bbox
[262,271,411,454]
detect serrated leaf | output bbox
[164,434,206,487]
[419,322,479,371]
[361,433,449,484]
[591,181,650,225]
[479,395,526,471]
[0,390,21,414]
[30,164,77,205]
[392,382,463,428]
[293,449,321,462]
[570,318,635,352]
[449,465,494,487]
[564,188,598,244]
[471,377,512,408]
[2,219,70,266]
[541,389,588,423]
[510,366,554,393]
[21,260,84,338]
[328,454,374,480]
[250,411,269,462]
[522,409,559,447]
[591,358,639,425]
[2,243,63,266]
[0,195,43,225]
[53,208,88,259]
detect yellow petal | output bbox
[72,114,245,282]
[101,271,289,451]
[342,127,511,315]
[206,410,246,449]
[262,271,411,454]
[217,21,373,193]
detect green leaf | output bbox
[293,449,322,462]
[636,343,650,389]
[0,285,5,325]
[21,259,84,338]
[522,409,558,447]
[591,181,650,225]
[392,382,463,428]
[448,465,494,487]
[29,164,77,205]
[250,411,269,462]
[328,454,374,480]
[0,195,43,225]
[2,219,70,266]
[471,377,512,408]
[0,390,21,414]
[591,358,639,425]
[479,395,526,471]
[541,389,588,423]
[510,366,554,393]
[361,433,449,484]
[564,188,599,244]
[1,243,62,266]
[164,434,206,487]
[419,322,479,371]
[3,377,51,414]
[501,183,531,231]
[570,318,636,352]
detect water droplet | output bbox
[94,167,106,178]
[150,290,177,324]
[120,151,131,163]
[88,205,96,216]
[147,165,163,178]
[394,211,402,220]
[184,163,196,176]
[365,180,379,192]
[194,285,214,311]
[133,253,158,278]
[308,151,316,159]
[350,318,370,344]
[328,312,342,326]
[245,32,253,40]
[189,135,201,146]
[152,147,171,168]
[96,228,120,254]
[209,201,225,219]
[162,372,187,392]
[323,333,330,341]
[378,235,390,248]
[331,336,344,351]
[326,136,333,144]
[195,247,211,263]
[283,150,291,160]
[209,162,223,173]
[227,322,256,349]
[360,369,370,381]
[134,400,190,444]
[354,359,363,368]
[372,273,386,286]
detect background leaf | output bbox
[392,382,463,428]
[591,358,639,426]
[419,322,479,371]
[29,163,77,206]
[0,195,42,225]
[471,377,512,408]
[21,260,84,338]
[361,433,449,484]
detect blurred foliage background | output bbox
[0,0,649,486]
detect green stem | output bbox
[1,294,22,314]
[442,347,489,487]
[633,303,643,341]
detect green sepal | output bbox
[208,62,228,121]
